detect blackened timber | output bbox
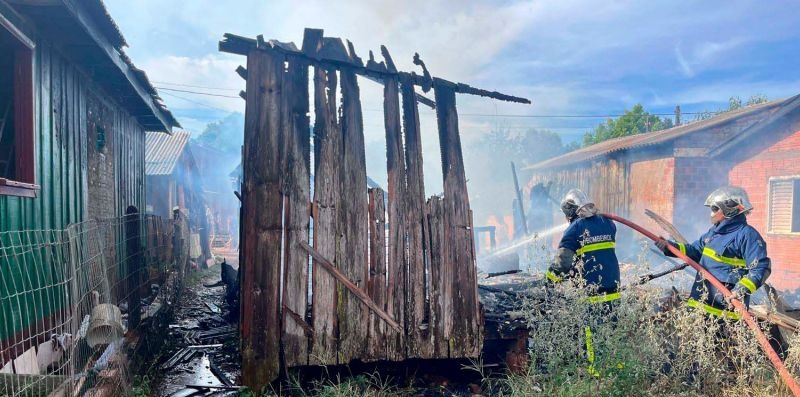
[300,242,401,332]
[384,74,408,361]
[367,188,388,359]
[310,64,340,365]
[219,33,531,104]
[434,82,482,358]
[240,49,284,388]
[281,54,311,367]
[426,196,446,357]
[401,74,432,358]
[337,68,370,363]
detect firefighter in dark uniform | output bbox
[546,189,621,376]
[657,186,771,318]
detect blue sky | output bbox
[106,0,800,145]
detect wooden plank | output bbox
[400,75,431,358]
[384,75,407,361]
[310,64,340,366]
[433,81,481,358]
[281,54,311,367]
[239,48,284,389]
[426,196,446,357]
[366,188,387,359]
[300,242,400,332]
[336,68,369,363]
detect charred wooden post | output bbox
[367,188,388,358]
[384,72,408,360]
[240,48,284,388]
[281,54,312,367]
[310,63,341,365]
[400,74,433,358]
[337,66,370,363]
[434,80,482,357]
[425,195,446,357]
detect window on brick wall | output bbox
[0,15,37,197]
[768,177,800,234]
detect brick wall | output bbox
[87,92,116,221]
[729,129,800,290]
[629,157,675,233]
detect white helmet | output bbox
[704,186,753,218]
[560,189,597,220]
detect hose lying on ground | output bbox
[603,213,800,397]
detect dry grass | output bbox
[490,278,800,397]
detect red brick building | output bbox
[525,95,800,290]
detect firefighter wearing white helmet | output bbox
[547,188,621,377]
[657,186,771,318]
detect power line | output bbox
[160,91,233,113]
[156,86,241,98]
[152,80,240,92]
[153,80,723,119]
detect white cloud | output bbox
[140,54,245,113]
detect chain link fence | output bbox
[0,211,188,397]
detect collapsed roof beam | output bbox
[219,31,531,105]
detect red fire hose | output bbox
[603,213,800,396]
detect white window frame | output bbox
[766,175,800,235]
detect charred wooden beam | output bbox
[384,71,408,361]
[235,65,248,80]
[300,242,402,333]
[281,54,312,367]
[401,73,433,359]
[367,188,388,359]
[434,81,482,358]
[219,31,531,104]
[240,48,284,388]
[337,67,370,363]
[310,60,340,365]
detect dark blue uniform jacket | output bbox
[557,215,621,294]
[672,214,771,310]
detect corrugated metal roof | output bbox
[525,98,787,171]
[146,131,191,175]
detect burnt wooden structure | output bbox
[220,28,530,388]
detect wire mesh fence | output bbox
[0,211,187,397]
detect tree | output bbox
[582,104,674,147]
[192,112,245,154]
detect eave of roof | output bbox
[146,131,191,175]
[7,0,179,132]
[525,99,786,172]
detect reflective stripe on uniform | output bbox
[546,271,562,283]
[687,298,741,320]
[702,247,746,268]
[677,242,686,255]
[576,241,616,256]
[739,277,757,294]
[584,326,600,377]
[586,292,621,304]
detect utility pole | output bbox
[675,105,681,126]
[510,161,529,236]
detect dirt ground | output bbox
[153,253,241,397]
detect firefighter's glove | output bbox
[725,285,749,309]
[655,237,671,255]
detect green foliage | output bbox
[128,376,152,397]
[192,112,245,154]
[693,95,770,121]
[582,104,674,147]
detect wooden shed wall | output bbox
[0,39,147,232]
